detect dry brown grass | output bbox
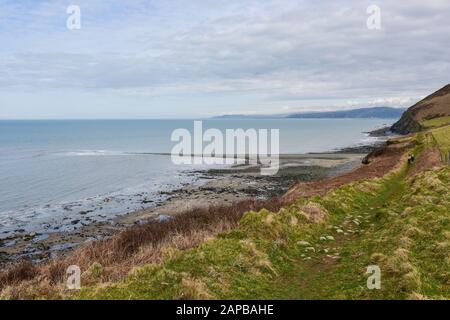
[0,197,285,294]
[0,260,38,288]
[298,203,329,223]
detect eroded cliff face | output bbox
[391,84,450,134]
[391,111,422,134]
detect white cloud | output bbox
[0,0,449,118]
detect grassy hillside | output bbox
[422,116,450,128]
[75,133,449,300]
[430,124,450,163]
[1,126,448,300]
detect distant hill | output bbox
[213,107,405,120]
[391,84,450,134]
[212,114,282,119]
[286,107,405,119]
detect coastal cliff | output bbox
[391,84,450,134]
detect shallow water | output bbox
[0,119,394,237]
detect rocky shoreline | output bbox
[0,149,371,266]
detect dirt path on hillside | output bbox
[406,147,443,178]
[282,141,413,203]
[270,142,447,299]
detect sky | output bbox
[0,0,449,119]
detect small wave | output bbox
[60,150,174,157]
[61,150,127,157]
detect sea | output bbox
[0,118,394,238]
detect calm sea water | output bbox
[0,119,393,237]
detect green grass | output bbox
[75,140,450,300]
[422,116,450,128]
[430,125,450,162]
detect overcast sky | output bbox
[0,0,449,119]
